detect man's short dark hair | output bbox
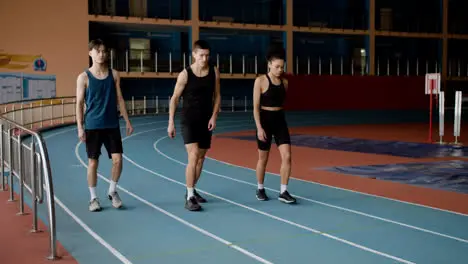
[193,40,210,51]
[88,39,106,51]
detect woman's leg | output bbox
[277,143,291,187]
[274,111,296,204]
[276,143,296,203]
[256,125,272,200]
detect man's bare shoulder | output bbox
[111,69,119,78]
[78,71,87,78]
[177,68,188,81]
[179,68,188,75]
[77,71,88,83]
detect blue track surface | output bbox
[12,112,468,264]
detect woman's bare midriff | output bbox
[261,106,283,111]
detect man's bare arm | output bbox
[169,70,188,124]
[113,70,130,124]
[76,73,87,130]
[211,66,221,119]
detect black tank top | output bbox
[260,74,286,107]
[181,65,215,121]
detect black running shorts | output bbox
[181,115,212,149]
[256,109,291,151]
[85,127,123,159]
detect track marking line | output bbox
[206,135,468,217]
[44,116,464,264]
[153,137,468,244]
[54,197,134,264]
[120,128,415,264]
[74,136,273,264]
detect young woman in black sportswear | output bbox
[252,46,296,204]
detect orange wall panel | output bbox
[0,0,89,97]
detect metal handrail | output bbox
[0,93,253,260]
[100,48,458,77]
[0,110,58,260]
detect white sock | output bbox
[89,187,97,200]
[187,187,194,200]
[108,180,117,194]
[258,183,264,190]
[280,184,287,194]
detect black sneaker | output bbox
[185,196,202,211]
[256,188,269,201]
[194,189,207,203]
[278,190,296,204]
[184,190,207,203]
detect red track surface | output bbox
[208,123,468,215]
[1,120,78,264]
[0,189,77,264]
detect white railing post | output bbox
[155,52,158,73]
[110,49,114,69]
[61,99,64,124]
[255,55,258,75]
[318,57,322,75]
[169,52,172,73]
[244,96,247,112]
[140,51,144,73]
[242,55,245,75]
[126,50,129,72]
[156,96,159,114]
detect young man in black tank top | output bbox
[252,46,296,204]
[168,40,221,211]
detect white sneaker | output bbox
[89,198,101,212]
[108,192,122,208]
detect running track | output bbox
[13,113,468,264]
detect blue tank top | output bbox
[84,69,119,130]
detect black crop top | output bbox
[260,74,286,107]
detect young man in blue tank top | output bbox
[252,46,296,204]
[168,40,221,211]
[76,39,134,212]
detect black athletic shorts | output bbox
[256,109,291,151]
[181,115,212,149]
[85,127,123,159]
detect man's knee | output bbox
[257,150,269,165]
[88,158,99,169]
[186,144,200,164]
[197,149,207,165]
[111,154,122,166]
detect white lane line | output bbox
[74,129,273,264]
[153,137,468,244]
[120,127,415,264]
[54,197,134,264]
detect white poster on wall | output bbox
[0,72,56,104]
